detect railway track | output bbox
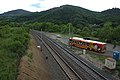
[33,32,83,80]
[32,30,117,80]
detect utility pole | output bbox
[71,26,73,38]
[68,23,71,48]
[69,23,70,39]
[68,23,73,48]
[41,28,42,51]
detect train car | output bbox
[69,37,106,53]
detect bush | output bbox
[0,23,30,80]
[116,61,120,76]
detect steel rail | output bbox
[42,33,113,80]
[32,30,116,80]
[33,32,83,80]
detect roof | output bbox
[107,58,116,62]
[72,37,106,45]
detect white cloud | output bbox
[0,0,120,13]
[80,0,119,11]
[0,0,43,13]
[37,0,120,12]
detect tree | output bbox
[96,22,113,41]
[111,25,120,45]
[81,27,90,37]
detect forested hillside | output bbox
[1,5,120,28]
[0,22,29,80]
[0,9,32,22]
[0,9,31,16]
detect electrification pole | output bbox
[68,23,71,48]
[41,28,42,51]
[69,23,70,39]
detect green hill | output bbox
[0,9,32,22]
[13,5,102,27]
[0,5,120,27]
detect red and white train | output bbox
[69,37,107,53]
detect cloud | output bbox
[31,3,41,8]
[40,0,120,12]
[0,0,120,13]
[0,0,43,13]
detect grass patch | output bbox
[88,51,107,62]
[116,60,120,76]
[27,52,33,63]
[27,52,33,60]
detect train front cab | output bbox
[90,43,106,53]
[69,38,73,45]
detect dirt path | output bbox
[17,34,51,80]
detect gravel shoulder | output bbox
[17,34,51,80]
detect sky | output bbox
[0,0,120,13]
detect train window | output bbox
[79,42,82,45]
[76,41,78,44]
[81,42,83,45]
[80,42,82,44]
[69,39,72,41]
[73,40,75,43]
[75,41,76,43]
[74,41,76,43]
[84,42,87,45]
[83,42,85,45]
[86,43,89,46]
